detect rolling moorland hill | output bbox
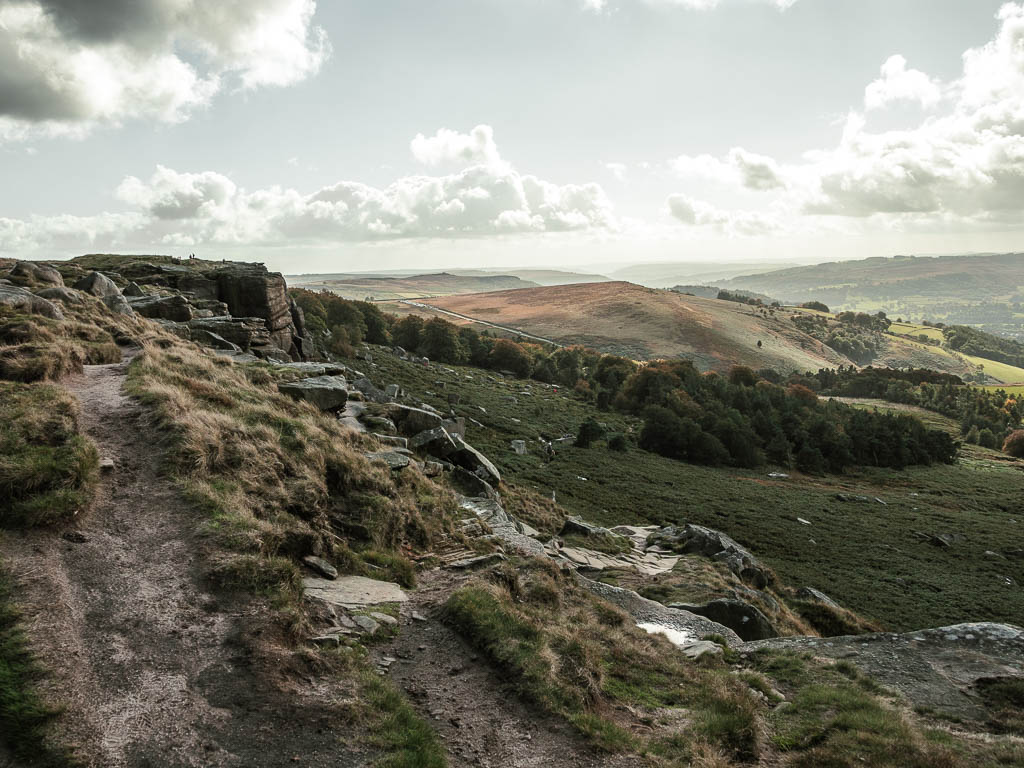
[721,253,1024,337]
[417,281,999,381]
[287,271,540,300]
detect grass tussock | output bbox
[0,570,77,766]
[126,341,462,596]
[0,301,138,383]
[443,559,761,760]
[0,381,98,528]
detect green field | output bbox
[888,321,944,342]
[959,352,1024,385]
[349,347,1024,634]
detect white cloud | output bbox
[864,55,942,111]
[2,127,617,254]
[410,125,505,169]
[0,0,329,141]
[666,3,1024,233]
[672,147,785,190]
[667,193,779,236]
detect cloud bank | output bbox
[0,127,616,255]
[668,3,1024,233]
[0,0,329,141]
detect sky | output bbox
[0,0,1022,274]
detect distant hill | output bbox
[422,281,997,379]
[608,260,798,288]
[287,272,539,300]
[492,269,609,286]
[427,281,852,372]
[722,253,1024,339]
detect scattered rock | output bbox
[370,612,398,627]
[278,376,349,412]
[364,451,411,470]
[61,530,89,543]
[374,434,409,449]
[303,575,408,608]
[74,271,121,298]
[678,640,724,660]
[35,286,83,304]
[795,586,841,609]
[99,458,115,473]
[448,552,507,570]
[670,599,777,642]
[0,283,64,320]
[10,261,64,286]
[652,524,772,588]
[352,615,380,635]
[302,555,338,580]
[102,294,134,316]
[511,439,527,455]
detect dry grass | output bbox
[443,559,764,761]
[126,340,462,593]
[0,298,139,383]
[0,381,98,528]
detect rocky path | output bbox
[376,569,645,768]
[0,352,365,767]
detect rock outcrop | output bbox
[746,622,1024,723]
[0,283,64,320]
[74,271,121,298]
[9,261,63,286]
[670,598,777,641]
[100,259,311,361]
[279,376,349,412]
[651,523,772,588]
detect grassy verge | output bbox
[443,560,762,762]
[0,570,75,767]
[0,381,99,528]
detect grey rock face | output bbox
[278,376,349,411]
[74,271,121,298]
[580,576,742,645]
[653,523,771,588]
[746,623,1024,723]
[364,451,411,470]
[128,294,194,322]
[34,286,82,305]
[795,586,842,609]
[102,294,134,316]
[410,426,459,454]
[0,283,64,320]
[10,261,63,286]
[385,404,444,435]
[670,599,776,641]
[302,555,338,580]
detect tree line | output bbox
[290,289,959,473]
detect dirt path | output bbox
[0,353,367,767]
[376,569,644,768]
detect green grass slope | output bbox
[351,345,1024,633]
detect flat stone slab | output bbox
[746,622,1024,722]
[303,575,408,608]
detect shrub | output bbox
[575,418,604,448]
[607,433,627,452]
[1003,429,1024,458]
